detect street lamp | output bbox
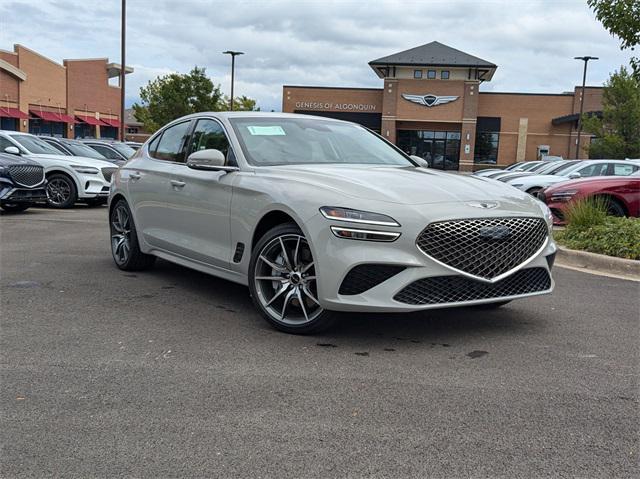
[120,0,126,142]
[574,56,598,158]
[223,50,244,111]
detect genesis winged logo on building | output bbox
[402,93,459,107]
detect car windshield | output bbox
[547,160,581,175]
[229,117,413,167]
[11,135,62,155]
[62,140,107,159]
[109,142,136,158]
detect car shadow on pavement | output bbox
[142,258,543,346]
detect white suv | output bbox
[0,131,117,208]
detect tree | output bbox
[133,67,224,133]
[584,66,640,159]
[588,0,640,78]
[225,95,260,111]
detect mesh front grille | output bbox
[8,165,45,187]
[339,264,405,295]
[101,167,117,182]
[394,267,551,305]
[417,217,548,280]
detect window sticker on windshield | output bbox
[246,126,286,136]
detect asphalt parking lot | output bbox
[1,206,638,478]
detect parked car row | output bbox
[0,130,136,211]
[474,158,640,223]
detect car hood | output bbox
[29,154,116,168]
[0,154,42,167]
[259,164,537,206]
[507,174,565,185]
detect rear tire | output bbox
[0,203,30,213]
[46,173,77,208]
[249,223,335,334]
[109,199,156,271]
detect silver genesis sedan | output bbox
[108,112,556,333]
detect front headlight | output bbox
[550,190,578,202]
[320,206,400,227]
[70,165,99,174]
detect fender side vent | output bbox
[233,243,245,263]
[339,264,405,295]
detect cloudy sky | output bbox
[0,0,632,111]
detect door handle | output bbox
[170,180,186,188]
[129,172,141,181]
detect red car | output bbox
[540,173,640,225]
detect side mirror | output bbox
[4,146,21,156]
[186,149,226,171]
[410,155,429,168]
[568,172,581,179]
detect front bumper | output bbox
[0,186,48,204]
[75,172,111,199]
[305,212,556,313]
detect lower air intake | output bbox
[393,267,551,305]
[339,264,405,295]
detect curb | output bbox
[556,246,640,279]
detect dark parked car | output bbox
[82,140,136,163]
[0,152,47,212]
[38,136,123,164]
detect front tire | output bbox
[109,199,156,271]
[249,223,334,334]
[46,173,77,208]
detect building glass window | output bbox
[427,70,436,79]
[413,70,422,79]
[397,129,460,170]
[474,132,500,164]
[441,70,450,80]
[474,117,501,164]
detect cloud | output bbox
[0,0,633,112]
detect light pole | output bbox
[574,56,598,158]
[223,51,244,111]
[120,0,126,142]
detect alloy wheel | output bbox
[111,204,131,265]
[253,234,322,325]
[46,178,71,206]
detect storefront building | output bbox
[282,42,603,171]
[0,44,131,139]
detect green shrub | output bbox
[563,197,608,228]
[555,217,640,260]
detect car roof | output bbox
[176,111,352,124]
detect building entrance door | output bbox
[397,130,460,170]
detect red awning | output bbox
[0,107,29,119]
[29,109,63,122]
[101,117,120,128]
[58,113,76,123]
[76,115,107,126]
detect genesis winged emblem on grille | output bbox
[479,225,512,241]
[401,93,459,107]
[466,201,499,209]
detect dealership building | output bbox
[283,42,603,171]
[0,44,131,139]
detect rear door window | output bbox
[612,163,638,176]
